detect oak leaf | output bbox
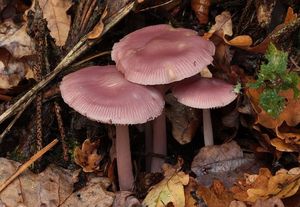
[231,167,300,203]
[74,139,102,172]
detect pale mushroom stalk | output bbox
[202,109,214,146]
[151,111,167,172]
[116,125,134,190]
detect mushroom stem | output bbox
[116,125,134,191]
[151,110,167,172]
[203,109,214,146]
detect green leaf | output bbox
[248,43,300,117]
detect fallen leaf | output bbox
[112,191,140,207]
[231,167,300,203]
[87,6,108,39]
[252,197,284,207]
[196,180,234,207]
[270,138,299,152]
[142,167,189,207]
[192,141,258,188]
[247,85,300,129]
[229,200,247,207]
[204,11,253,48]
[0,158,73,206]
[0,49,33,89]
[30,0,72,46]
[165,94,199,145]
[61,177,114,207]
[74,139,103,172]
[0,20,35,58]
[192,141,248,175]
[284,7,297,24]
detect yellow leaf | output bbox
[142,171,189,207]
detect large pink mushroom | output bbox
[60,66,164,190]
[112,24,215,172]
[172,76,238,146]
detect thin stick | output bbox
[0,139,59,192]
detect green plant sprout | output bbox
[249,43,300,118]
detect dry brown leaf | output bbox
[229,200,247,207]
[184,177,201,207]
[284,7,297,24]
[31,0,72,46]
[74,139,103,172]
[189,179,234,207]
[231,167,300,203]
[61,177,114,207]
[252,197,284,207]
[0,158,73,206]
[270,138,299,152]
[192,141,246,175]
[165,94,199,145]
[142,165,189,207]
[204,11,253,48]
[0,49,33,89]
[0,20,35,58]
[112,191,141,207]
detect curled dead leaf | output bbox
[231,167,300,203]
[74,139,103,172]
[204,11,253,48]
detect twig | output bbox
[70,50,111,68]
[54,102,68,161]
[136,0,175,12]
[0,139,59,193]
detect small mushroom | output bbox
[112,24,215,172]
[60,66,164,190]
[172,76,238,146]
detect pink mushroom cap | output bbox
[60,66,165,125]
[112,24,215,85]
[172,77,238,109]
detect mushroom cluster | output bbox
[60,24,227,191]
[112,24,215,172]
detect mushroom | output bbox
[60,66,164,190]
[172,76,238,146]
[112,24,215,172]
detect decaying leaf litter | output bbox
[0,0,299,206]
